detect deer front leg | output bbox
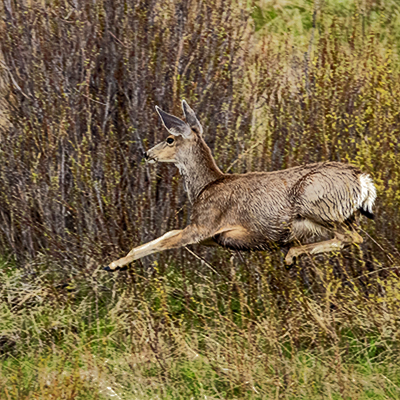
[105,227,200,271]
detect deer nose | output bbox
[143,152,149,160]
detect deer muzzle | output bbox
[143,151,156,164]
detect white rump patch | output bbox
[358,174,377,213]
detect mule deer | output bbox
[105,101,376,271]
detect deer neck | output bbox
[176,137,223,203]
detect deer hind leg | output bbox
[106,227,199,271]
[198,237,219,247]
[285,230,363,265]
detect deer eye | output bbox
[166,137,174,145]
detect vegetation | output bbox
[0,0,400,398]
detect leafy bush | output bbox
[0,0,399,270]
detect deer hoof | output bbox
[104,264,128,272]
[285,251,296,266]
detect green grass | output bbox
[2,256,400,399]
[252,0,400,56]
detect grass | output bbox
[2,253,400,399]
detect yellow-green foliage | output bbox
[0,0,400,398]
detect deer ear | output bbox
[155,106,193,138]
[182,100,203,136]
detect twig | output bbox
[75,89,107,105]
[346,265,399,283]
[359,228,394,264]
[304,3,317,96]
[109,31,129,48]
[226,140,262,173]
[184,246,221,276]
[0,60,31,99]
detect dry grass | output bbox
[0,0,400,398]
[2,254,400,399]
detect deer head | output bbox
[144,100,203,164]
[144,100,222,202]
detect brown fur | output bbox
[106,101,376,270]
